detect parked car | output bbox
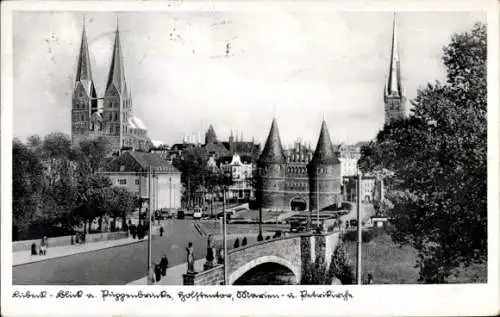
[177,210,185,219]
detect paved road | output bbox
[13,220,209,285]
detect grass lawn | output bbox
[343,230,486,284]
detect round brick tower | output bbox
[257,118,286,210]
[308,120,342,212]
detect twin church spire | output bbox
[75,17,128,99]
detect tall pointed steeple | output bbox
[386,13,401,97]
[76,18,92,83]
[105,19,127,96]
[205,124,218,144]
[384,13,406,125]
[258,118,285,164]
[310,120,338,166]
[75,17,96,98]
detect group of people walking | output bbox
[128,220,147,240]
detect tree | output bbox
[73,174,113,233]
[12,139,44,239]
[107,187,135,230]
[358,23,486,283]
[233,238,240,248]
[78,136,112,173]
[329,244,355,285]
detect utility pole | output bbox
[258,206,263,237]
[356,172,362,284]
[222,187,228,285]
[169,177,172,210]
[147,165,152,285]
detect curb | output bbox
[13,237,148,267]
[192,221,207,237]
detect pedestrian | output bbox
[31,243,38,256]
[160,255,169,276]
[159,226,164,237]
[367,273,374,284]
[154,263,162,282]
[39,236,48,256]
[131,224,137,239]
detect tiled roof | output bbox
[258,118,285,164]
[310,121,340,166]
[103,151,180,173]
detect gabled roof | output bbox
[310,120,340,166]
[258,118,285,164]
[102,151,180,173]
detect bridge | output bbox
[183,231,341,285]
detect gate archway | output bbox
[290,197,307,211]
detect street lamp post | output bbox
[169,177,172,210]
[222,187,228,285]
[147,165,153,285]
[356,172,362,285]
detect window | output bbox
[135,179,140,185]
[118,179,127,185]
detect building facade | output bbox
[337,144,361,179]
[99,151,181,211]
[384,15,407,126]
[343,175,377,203]
[256,118,342,212]
[220,153,255,200]
[71,21,151,153]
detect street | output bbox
[13,219,209,285]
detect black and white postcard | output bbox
[1,0,499,316]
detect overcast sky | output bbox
[13,10,485,147]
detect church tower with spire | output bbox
[384,14,406,125]
[102,21,131,150]
[71,18,99,146]
[257,117,286,210]
[71,17,150,153]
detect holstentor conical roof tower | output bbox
[308,120,342,212]
[257,117,286,210]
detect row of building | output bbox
[70,15,406,213]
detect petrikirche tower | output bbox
[71,19,150,152]
[383,15,406,125]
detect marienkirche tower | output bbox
[71,19,150,152]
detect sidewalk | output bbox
[13,236,148,266]
[128,258,206,285]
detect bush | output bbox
[301,255,329,285]
[257,233,263,241]
[342,229,380,243]
[265,236,270,240]
[242,237,247,246]
[273,230,282,238]
[329,243,355,285]
[233,238,240,248]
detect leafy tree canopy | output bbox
[358,23,486,283]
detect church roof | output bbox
[128,116,147,130]
[258,118,285,164]
[310,120,340,166]
[106,24,127,96]
[205,124,218,144]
